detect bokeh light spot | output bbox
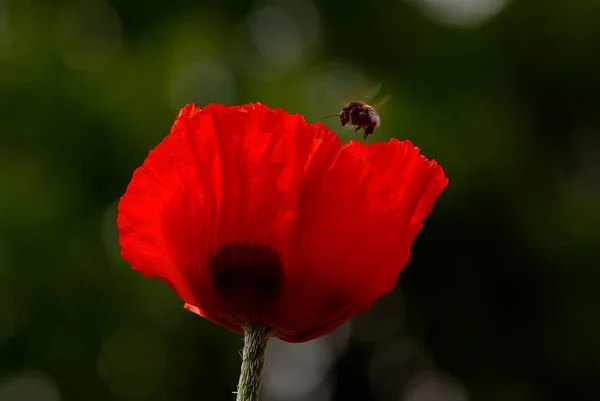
[168,60,236,111]
[369,338,435,401]
[262,323,350,399]
[0,0,11,60]
[408,0,510,26]
[401,370,469,401]
[231,0,321,81]
[250,5,303,67]
[54,0,123,71]
[262,379,332,401]
[0,373,61,401]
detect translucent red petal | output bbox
[117,103,448,342]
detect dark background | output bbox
[1,0,599,400]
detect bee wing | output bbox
[372,94,391,109]
[363,82,382,102]
[320,82,347,119]
[322,69,367,103]
[323,80,349,105]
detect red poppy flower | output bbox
[117,103,447,343]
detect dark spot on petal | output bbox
[207,242,284,325]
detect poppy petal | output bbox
[272,139,447,341]
[118,104,222,307]
[204,103,319,250]
[180,104,346,329]
[118,103,448,343]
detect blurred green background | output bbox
[1,0,599,400]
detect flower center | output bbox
[207,242,284,326]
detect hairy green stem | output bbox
[236,326,270,401]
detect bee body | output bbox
[338,101,381,141]
[323,83,389,142]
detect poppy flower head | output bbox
[118,102,447,342]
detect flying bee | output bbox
[324,84,390,142]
